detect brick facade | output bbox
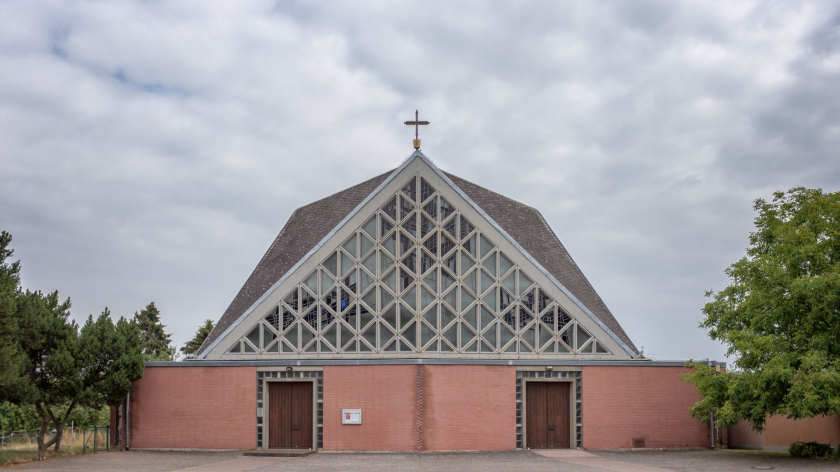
[129,366,256,449]
[581,366,709,449]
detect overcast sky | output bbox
[2,1,838,362]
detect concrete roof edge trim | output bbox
[419,153,637,358]
[149,359,725,368]
[197,151,421,359]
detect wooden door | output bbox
[526,382,571,449]
[268,382,313,449]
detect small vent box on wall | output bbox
[632,437,646,448]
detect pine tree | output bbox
[180,319,214,358]
[133,302,176,361]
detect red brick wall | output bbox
[322,365,418,451]
[129,366,256,449]
[422,365,515,451]
[582,366,709,449]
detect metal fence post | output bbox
[82,429,86,454]
[93,426,97,453]
[106,426,109,452]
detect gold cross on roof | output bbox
[404,110,430,150]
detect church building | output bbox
[115,137,722,452]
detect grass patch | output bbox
[724,448,790,456]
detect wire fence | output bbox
[0,426,109,465]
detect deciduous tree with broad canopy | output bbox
[685,187,840,430]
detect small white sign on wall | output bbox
[342,409,362,424]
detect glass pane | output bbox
[420,177,435,202]
[461,251,475,273]
[519,340,533,353]
[423,232,438,256]
[359,302,374,327]
[480,270,494,294]
[382,196,397,220]
[420,251,434,275]
[380,213,394,234]
[265,306,279,330]
[228,342,241,353]
[383,270,396,293]
[401,286,417,312]
[402,178,416,202]
[324,252,338,277]
[482,322,495,346]
[557,341,570,353]
[359,271,374,295]
[402,214,417,239]
[482,290,496,311]
[340,290,355,313]
[500,288,514,311]
[282,306,295,331]
[286,323,299,349]
[460,287,475,311]
[342,271,357,293]
[363,217,377,240]
[362,323,377,347]
[380,324,395,346]
[362,252,376,275]
[443,215,457,240]
[539,324,554,350]
[399,233,413,257]
[424,269,438,293]
[321,272,335,294]
[460,323,475,349]
[341,251,354,276]
[243,341,256,353]
[303,307,318,330]
[402,251,417,274]
[442,323,457,347]
[502,272,515,293]
[305,272,318,293]
[400,268,414,291]
[343,235,357,259]
[420,322,435,348]
[461,217,475,240]
[359,340,372,352]
[246,326,260,347]
[420,214,434,238]
[360,234,375,258]
[480,305,495,328]
[522,289,536,313]
[441,305,456,328]
[284,289,298,312]
[463,269,477,294]
[420,286,435,311]
[399,195,415,221]
[540,309,554,329]
[595,342,609,354]
[422,196,437,220]
[499,253,513,277]
[301,324,315,346]
[380,285,394,308]
[402,321,416,349]
[480,235,495,259]
[522,324,536,348]
[560,325,572,349]
[423,303,438,329]
[518,306,534,329]
[518,272,533,293]
[341,322,354,348]
[262,324,277,349]
[482,252,497,277]
[463,305,478,330]
[441,234,455,256]
[385,340,398,352]
[382,304,397,328]
[502,309,516,330]
[576,325,591,349]
[500,324,515,349]
[305,340,317,353]
[462,234,477,259]
[321,305,336,327]
[443,287,457,311]
[538,289,553,313]
[464,340,478,352]
[443,253,457,274]
[441,269,456,292]
[440,340,453,352]
[439,197,454,221]
[558,309,572,331]
[383,232,397,256]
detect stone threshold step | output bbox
[242,449,316,458]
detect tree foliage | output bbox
[685,187,840,430]
[0,232,145,452]
[134,302,176,361]
[0,232,26,401]
[180,319,214,358]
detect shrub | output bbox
[788,441,832,458]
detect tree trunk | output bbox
[36,402,75,452]
[35,404,50,454]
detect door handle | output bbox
[548,424,555,430]
[293,424,300,430]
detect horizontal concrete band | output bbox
[147,358,724,368]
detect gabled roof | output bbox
[198,154,637,357]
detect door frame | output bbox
[262,378,317,450]
[522,377,577,449]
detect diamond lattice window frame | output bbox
[210,162,626,359]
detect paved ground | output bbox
[5,449,839,471]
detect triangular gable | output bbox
[200,152,634,359]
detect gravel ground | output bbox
[5,448,839,471]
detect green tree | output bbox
[685,187,840,431]
[0,232,26,402]
[180,319,214,358]
[134,302,176,361]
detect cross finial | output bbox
[404,110,429,150]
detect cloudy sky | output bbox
[2,1,838,361]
